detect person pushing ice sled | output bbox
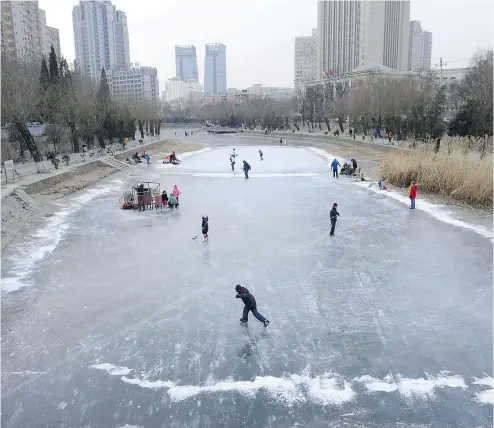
[235,285,269,327]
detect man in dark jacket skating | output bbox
[330,203,340,236]
[235,285,269,327]
[242,160,251,179]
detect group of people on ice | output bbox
[161,185,181,209]
[229,148,252,178]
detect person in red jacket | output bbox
[408,181,417,209]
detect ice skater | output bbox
[201,215,209,240]
[230,148,237,171]
[331,159,340,178]
[172,184,181,202]
[329,202,340,236]
[242,160,251,179]
[259,149,263,161]
[145,153,151,166]
[235,285,269,327]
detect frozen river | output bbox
[1,142,492,428]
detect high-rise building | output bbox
[165,77,187,103]
[106,66,159,103]
[73,1,130,79]
[1,1,60,61]
[295,28,317,91]
[39,9,61,59]
[316,0,410,79]
[204,43,226,96]
[175,45,198,82]
[408,20,432,72]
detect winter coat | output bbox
[236,287,257,309]
[331,160,340,170]
[330,207,340,222]
[409,184,417,199]
[172,187,180,197]
[169,194,178,205]
[243,162,251,172]
[201,216,208,229]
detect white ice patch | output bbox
[1,179,124,293]
[91,364,482,407]
[91,363,133,376]
[307,147,347,169]
[355,181,493,241]
[168,172,319,178]
[116,372,354,406]
[354,372,467,399]
[121,376,176,389]
[472,376,494,404]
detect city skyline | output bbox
[37,0,492,88]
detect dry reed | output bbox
[381,143,493,208]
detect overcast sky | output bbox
[38,0,493,89]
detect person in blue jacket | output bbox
[331,158,340,178]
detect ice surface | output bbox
[1,142,492,428]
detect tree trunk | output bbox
[15,122,49,172]
[96,131,106,149]
[338,117,344,133]
[145,121,149,133]
[69,122,79,153]
[324,118,331,131]
[150,120,155,136]
[138,120,144,139]
[156,120,161,135]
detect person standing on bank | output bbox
[408,181,417,209]
[330,203,340,236]
[331,159,341,178]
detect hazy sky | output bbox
[39,0,493,89]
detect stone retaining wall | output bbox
[22,160,112,195]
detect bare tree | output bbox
[1,55,49,172]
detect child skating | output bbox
[259,150,263,161]
[201,215,209,241]
[235,285,269,327]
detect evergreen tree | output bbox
[97,68,111,105]
[39,57,50,91]
[48,46,59,83]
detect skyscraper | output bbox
[72,0,130,79]
[204,43,226,96]
[175,45,198,81]
[408,20,432,72]
[316,0,410,78]
[295,29,317,91]
[1,1,60,61]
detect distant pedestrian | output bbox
[388,131,393,143]
[280,138,283,146]
[408,181,417,209]
[259,150,263,161]
[329,203,340,236]
[331,158,340,178]
[145,153,151,166]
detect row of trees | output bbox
[1,47,161,171]
[199,50,493,143]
